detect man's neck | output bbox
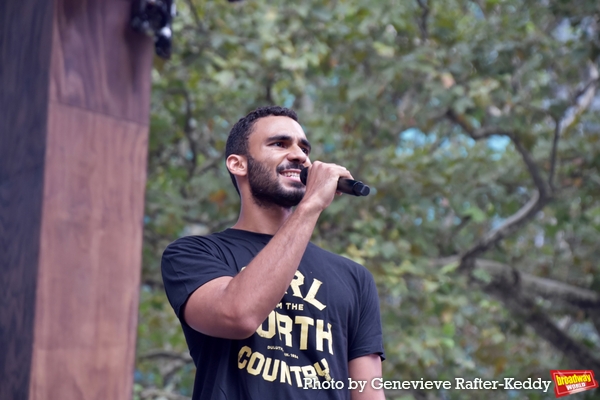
[231,200,294,235]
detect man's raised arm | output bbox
[182,162,352,339]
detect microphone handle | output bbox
[299,167,370,197]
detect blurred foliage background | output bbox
[134,0,600,399]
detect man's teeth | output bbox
[282,172,300,178]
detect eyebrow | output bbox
[267,134,312,152]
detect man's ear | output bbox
[226,154,247,177]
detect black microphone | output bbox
[299,166,370,196]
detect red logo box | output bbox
[550,370,598,398]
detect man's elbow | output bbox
[223,313,262,339]
[186,310,261,340]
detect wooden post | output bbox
[0,1,153,399]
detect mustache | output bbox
[276,163,304,173]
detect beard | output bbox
[247,156,305,209]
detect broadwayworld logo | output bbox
[550,370,598,398]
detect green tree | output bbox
[135,0,600,399]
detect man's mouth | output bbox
[280,170,301,181]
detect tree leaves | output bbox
[138,0,600,398]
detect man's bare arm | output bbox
[349,354,385,400]
[183,162,350,339]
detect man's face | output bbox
[245,116,312,209]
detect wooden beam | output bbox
[0,0,153,398]
[0,1,54,399]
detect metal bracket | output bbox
[131,0,176,59]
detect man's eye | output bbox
[273,142,284,147]
[301,148,309,154]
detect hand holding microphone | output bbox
[299,166,370,196]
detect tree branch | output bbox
[182,91,199,179]
[428,126,452,155]
[484,284,600,371]
[163,88,201,179]
[434,256,600,369]
[458,190,544,271]
[139,349,193,363]
[435,257,600,309]
[196,153,223,176]
[449,120,550,218]
[476,258,600,309]
[562,62,599,133]
[548,119,560,193]
[447,64,599,275]
[445,108,552,272]
[138,350,195,390]
[446,108,551,197]
[592,311,600,338]
[184,0,204,32]
[549,61,599,191]
[140,388,190,400]
[510,136,551,199]
[437,43,600,387]
[141,278,165,290]
[415,0,430,41]
[445,109,513,140]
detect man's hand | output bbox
[298,161,354,214]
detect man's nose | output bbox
[287,144,308,163]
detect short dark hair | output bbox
[225,106,299,194]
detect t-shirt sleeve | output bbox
[161,236,237,320]
[348,270,386,361]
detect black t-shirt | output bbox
[162,229,385,400]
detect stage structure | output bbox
[1,0,154,398]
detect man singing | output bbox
[162,106,385,399]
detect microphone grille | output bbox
[300,167,309,185]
